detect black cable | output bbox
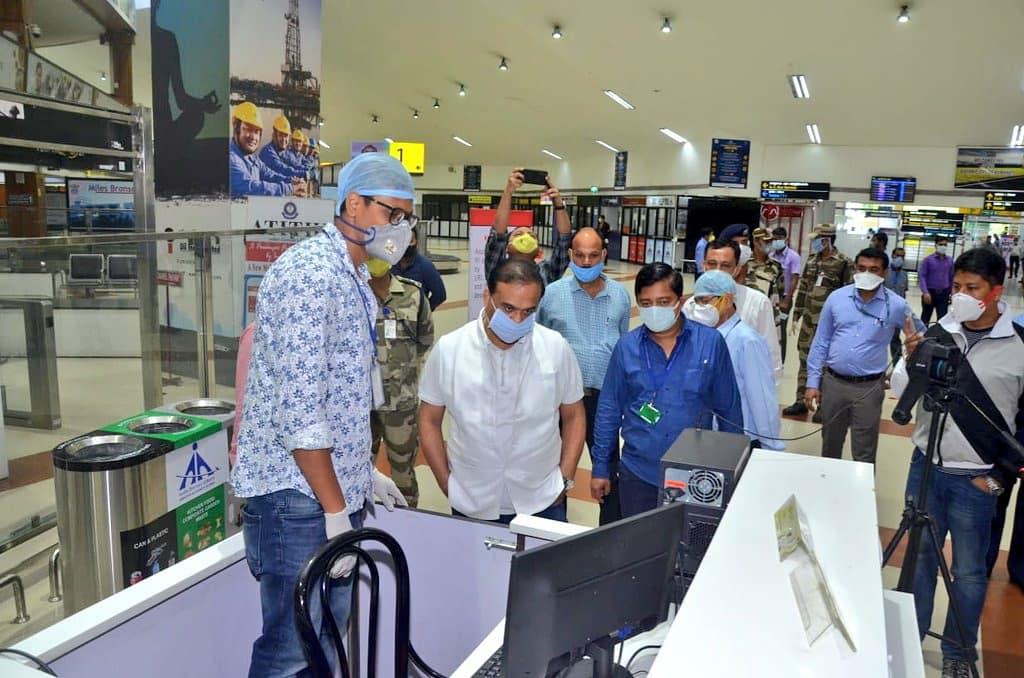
[624,644,662,673]
[0,648,57,676]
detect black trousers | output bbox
[921,289,951,325]
[1010,255,1020,278]
[583,390,621,525]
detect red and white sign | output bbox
[156,270,183,287]
[245,240,295,274]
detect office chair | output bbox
[294,527,446,678]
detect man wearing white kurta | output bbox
[418,259,587,523]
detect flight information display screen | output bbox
[870,176,916,202]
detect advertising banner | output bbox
[710,138,751,188]
[614,151,628,190]
[0,35,21,91]
[351,141,390,157]
[229,0,322,199]
[955,147,1024,191]
[151,0,230,198]
[66,178,135,231]
[25,52,93,105]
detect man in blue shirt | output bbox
[538,227,633,524]
[229,101,306,198]
[258,114,307,181]
[684,271,782,451]
[805,247,924,463]
[392,225,447,311]
[885,246,909,364]
[694,227,713,281]
[232,153,412,677]
[590,262,743,518]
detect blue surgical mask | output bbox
[891,256,904,269]
[487,300,535,344]
[570,261,604,283]
[639,304,680,333]
[772,239,786,251]
[811,238,824,254]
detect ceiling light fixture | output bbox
[371,114,379,124]
[602,89,635,110]
[318,118,325,127]
[317,139,331,149]
[788,74,810,99]
[433,98,440,109]
[661,18,672,33]
[412,109,419,119]
[499,57,509,71]
[384,137,394,144]
[552,25,563,39]
[100,71,107,81]
[659,128,688,144]
[458,83,466,96]
[1012,124,1024,148]
[806,123,822,144]
[897,5,910,23]
[453,136,473,147]
[595,140,620,152]
[542,149,563,160]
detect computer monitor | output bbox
[503,502,686,678]
[68,253,104,283]
[107,254,138,282]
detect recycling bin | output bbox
[53,432,174,613]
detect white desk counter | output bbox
[650,450,889,677]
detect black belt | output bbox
[583,387,601,397]
[826,366,885,384]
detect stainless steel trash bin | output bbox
[53,432,174,614]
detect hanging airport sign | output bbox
[614,151,628,190]
[646,196,674,207]
[983,190,1024,212]
[389,141,425,175]
[710,138,750,188]
[463,164,482,191]
[467,194,492,205]
[760,180,830,201]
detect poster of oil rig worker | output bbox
[229,0,321,198]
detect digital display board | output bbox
[760,180,830,201]
[983,190,1024,212]
[900,210,963,236]
[870,176,916,203]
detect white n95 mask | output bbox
[853,272,884,291]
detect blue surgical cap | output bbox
[335,152,415,215]
[693,270,736,297]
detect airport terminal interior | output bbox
[1,1,1024,677]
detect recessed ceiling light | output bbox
[542,149,563,160]
[805,123,822,144]
[412,109,419,119]
[453,136,473,147]
[602,90,635,110]
[552,25,562,39]
[498,57,509,71]
[788,74,810,99]
[595,140,620,152]
[458,83,466,96]
[659,128,687,144]
[1012,124,1024,147]
[384,137,394,144]
[661,18,672,33]
[897,5,910,23]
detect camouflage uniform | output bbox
[792,235,853,401]
[746,256,783,300]
[370,274,434,507]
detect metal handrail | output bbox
[1,225,327,250]
[47,549,61,603]
[0,573,30,624]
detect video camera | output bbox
[892,338,963,425]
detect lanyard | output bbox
[852,287,889,326]
[323,226,379,359]
[641,331,683,400]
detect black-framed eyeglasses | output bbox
[367,197,419,228]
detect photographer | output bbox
[891,248,1024,676]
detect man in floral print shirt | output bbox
[232,153,413,677]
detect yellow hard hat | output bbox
[291,129,305,142]
[272,115,291,135]
[233,101,262,129]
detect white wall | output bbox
[36,39,114,95]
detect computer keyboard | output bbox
[472,646,504,677]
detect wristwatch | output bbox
[981,475,1005,496]
[563,476,575,492]
[554,204,566,211]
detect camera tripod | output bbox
[881,384,980,678]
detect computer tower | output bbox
[660,429,751,597]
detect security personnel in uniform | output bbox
[747,226,784,300]
[784,224,853,418]
[366,257,435,507]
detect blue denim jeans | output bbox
[905,450,997,661]
[452,499,567,525]
[242,489,364,678]
[618,463,661,519]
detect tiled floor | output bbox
[1,238,1022,675]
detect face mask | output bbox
[341,216,414,266]
[570,260,604,283]
[366,258,391,278]
[891,257,904,269]
[737,244,753,266]
[639,303,680,333]
[487,300,535,344]
[510,232,539,255]
[935,245,948,255]
[811,238,824,255]
[683,299,720,327]
[772,239,786,251]
[853,272,884,291]
[949,292,987,324]
[759,243,772,256]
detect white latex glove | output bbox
[324,511,357,579]
[373,468,409,511]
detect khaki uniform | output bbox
[371,274,434,507]
[747,256,784,331]
[792,250,853,399]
